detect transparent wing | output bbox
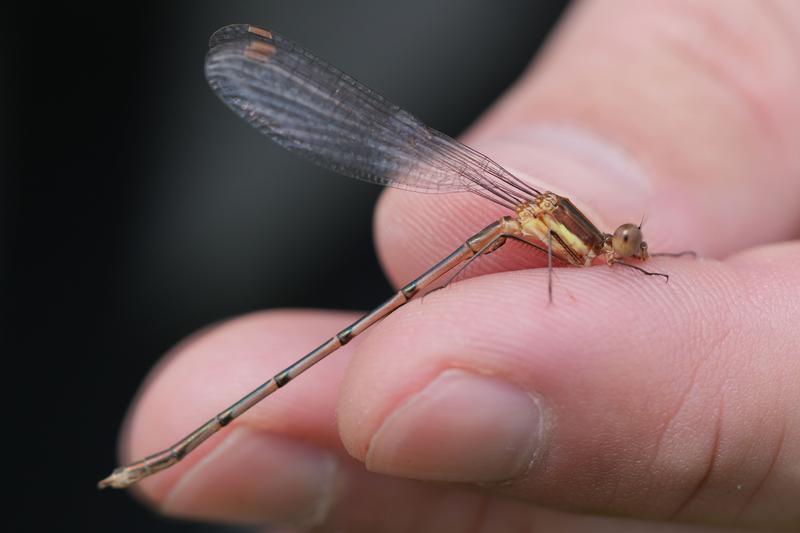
[205,24,540,208]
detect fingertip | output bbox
[118,309,360,501]
[160,427,339,526]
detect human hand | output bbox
[119,1,800,530]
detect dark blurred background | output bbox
[5,1,567,530]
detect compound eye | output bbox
[612,223,644,258]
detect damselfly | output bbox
[99,24,691,489]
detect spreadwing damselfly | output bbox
[99,24,691,489]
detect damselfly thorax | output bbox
[510,192,650,268]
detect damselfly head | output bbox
[611,223,649,260]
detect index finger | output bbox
[374,0,800,288]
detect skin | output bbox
[120,0,800,530]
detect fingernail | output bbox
[163,427,338,526]
[365,369,545,483]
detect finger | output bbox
[374,0,800,288]
[160,426,744,533]
[337,243,800,529]
[120,311,356,502]
[119,311,742,532]
[117,311,744,533]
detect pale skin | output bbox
[119,1,800,530]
